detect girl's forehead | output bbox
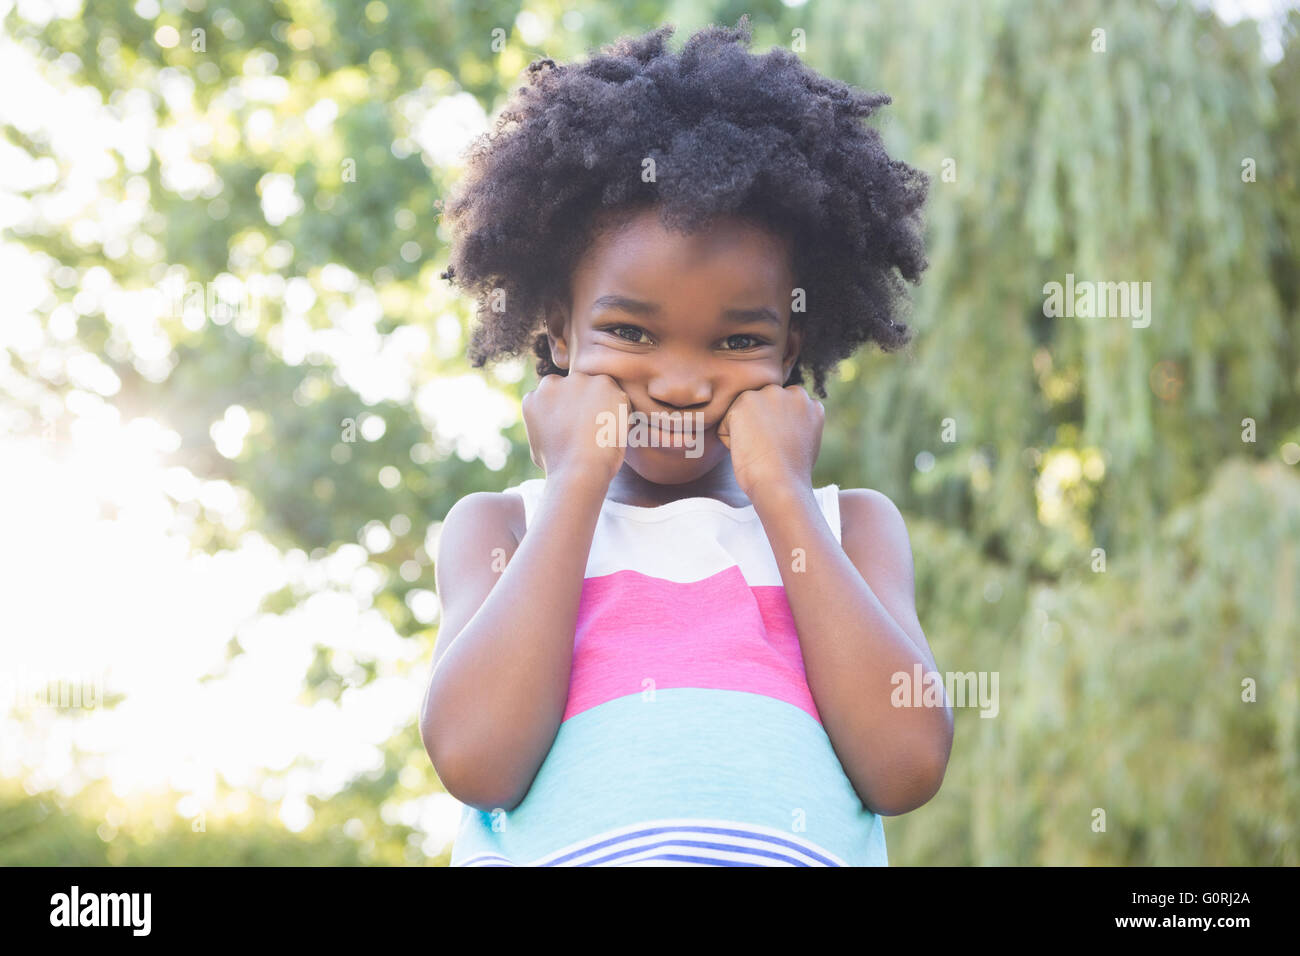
[576,208,794,283]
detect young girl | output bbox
[421,17,952,866]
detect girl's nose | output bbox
[646,371,711,411]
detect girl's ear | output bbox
[543,300,571,370]
[781,317,803,383]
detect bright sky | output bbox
[1205,0,1297,60]
[0,1,504,857]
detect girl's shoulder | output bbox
[836,486,913,570]
[837,486,906,538]
[837,486,898,513]
[444,486,528,547]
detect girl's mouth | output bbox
[631,414,711,449]
[620,407,712,452]
[654,425,689,445]
[654,418,709,443]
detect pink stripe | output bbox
[562,567,822,724]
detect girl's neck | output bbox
[605,457,750,509]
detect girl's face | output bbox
[545,205,802,485]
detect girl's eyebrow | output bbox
[591,294,658,316]
[590,294,780,327]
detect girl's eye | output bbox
[601,326,767,350]
[606,325,649,344]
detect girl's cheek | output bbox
[576,352,639,385]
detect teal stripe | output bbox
[448,687,887,866]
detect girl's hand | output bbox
[521,371,630,488]
[716,384,825,502]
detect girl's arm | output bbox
[752,482,953,816]
[419,471,608,812]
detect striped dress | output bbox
[447,477,888,866]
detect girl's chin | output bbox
[623,444,723,483]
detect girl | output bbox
[421,16,952,866]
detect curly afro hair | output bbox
[439,15,929,398]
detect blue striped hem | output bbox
[455,819,847,867]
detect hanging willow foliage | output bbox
[803,0,1299,864]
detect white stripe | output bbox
[616,858,710,866]
[550,829,828,867]
[603,841,802,867]
[505,479,842,586]
[529,817,847,867]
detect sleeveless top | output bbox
[447,477,888,866]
